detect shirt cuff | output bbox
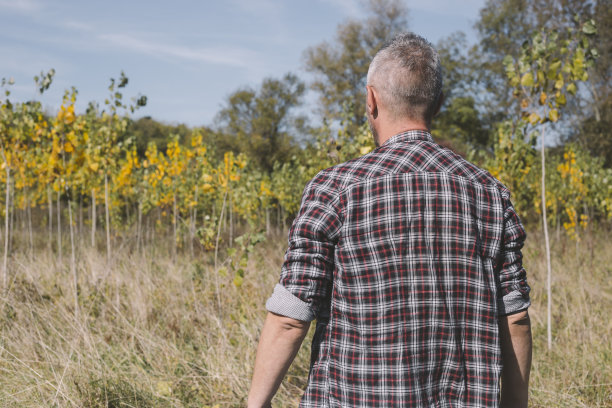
[265,283,315,322]
[498,289,531,316]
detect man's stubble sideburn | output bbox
[367,110,380,148]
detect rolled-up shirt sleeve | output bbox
[497,192,531,316]
[266,171,342,322]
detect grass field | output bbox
[0,228,610,407]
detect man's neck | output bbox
[375,120,430,146]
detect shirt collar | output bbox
[382,130,434,147]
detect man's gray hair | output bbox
[367,32,443,123]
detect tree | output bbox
[566,0,612,166]
[474,0,608,148]
[432,32,503,153]
[87,72,146,262]
[573,94,612,167]
[215,73,305,172]
[0,77,19,289]
[303,0,408,127]
[501,19,598,349]
[128,116,191,157]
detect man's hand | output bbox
[247,312,310,408]
[499,310,532,408]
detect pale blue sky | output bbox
[0,0,486,127]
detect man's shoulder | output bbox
[446,150,509,192]
[313,141,509,195]
[309,149,384,193]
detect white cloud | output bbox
[0,0,42,13]
[98,33,260,68]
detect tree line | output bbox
[0,0,610,272]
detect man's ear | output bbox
[366,85,378,118]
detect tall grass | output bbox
[0,228,610,407]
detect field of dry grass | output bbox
[0,228,610,407]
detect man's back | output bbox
[248,33,531,408]
[275,131,530,407]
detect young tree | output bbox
[0,77,17,289]
[502,19,598,348]
[52,87,85,313]
[92,72,146,262]
[474,0,608,154]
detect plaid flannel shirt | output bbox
[266,130,531,407]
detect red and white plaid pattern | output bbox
[271,130,531,407]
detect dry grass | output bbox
[0,229,610,407]
[524,229,612,407]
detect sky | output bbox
[0,0,487,127]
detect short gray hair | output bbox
[367,32,442,123]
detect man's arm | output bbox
[249,172,340,406]
[496,191,532,406]
[499,309,532,408]
[247,312,310,408]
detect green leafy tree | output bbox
[303,0,408,127]
[475,0,594,112]
[486,121,538,218]
[474,0,611,170]
[432,32,494,152]
[216,73,305,172]
[565,0,611,166]
[128,116,191,157]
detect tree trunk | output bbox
[555,212,560,242]
[91,188,96,248]
[28,198,33,253]
[575,207,580,262]
[229,192,233,246]
[2,168,10,290]
[541,132,553,350]
[146,211,151,249]
[221,194,227,236]
[586,202,594,266]
[57,189,62,266]
[48,187,53,251]
[79,193,83,236]
[137,201,142,254]
[215,189,228,270]
[189,207,195,257]
[192,185,198,256]
[8,186,14,256]
[173,194,177,260]
[26,187,33,254]
[214,189,228,313]
[104,174,111,264]
[67,193,78,315]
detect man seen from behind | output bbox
[247,32,532,408]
